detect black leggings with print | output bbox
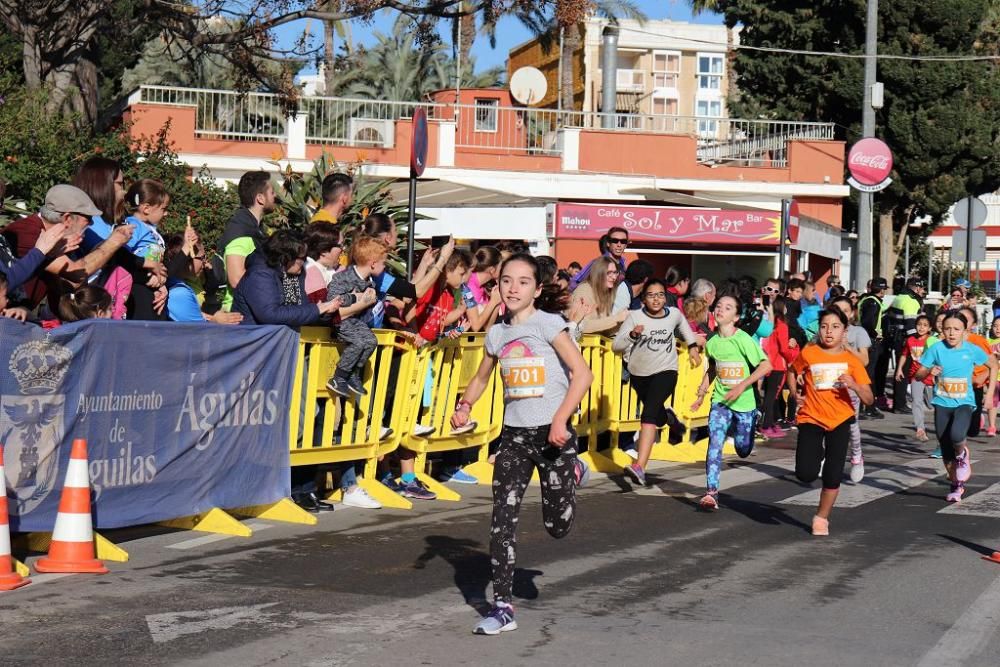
[490,423,578,603]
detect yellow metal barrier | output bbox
[573,335,624,473]
[602,346,736,465]
[288,326,418,509]
[402,333,504,501]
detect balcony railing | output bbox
[130,86,836,166]
[615,69,646,93]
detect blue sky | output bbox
[285,1,723,75]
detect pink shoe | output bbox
[946,483,965,503]
[955,449,972,483]
[988,427,997,437]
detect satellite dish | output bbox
[510,67,547,106]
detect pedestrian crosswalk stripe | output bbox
[778,458,944,508]
[674,457,798,492]
[938,481,1000,517]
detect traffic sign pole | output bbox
[966,196,973,280]
[406,108,429,280]
[778,199,789,277]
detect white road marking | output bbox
[916,571,1000,666]
[166,522,272,551]
[779,458,944,507]
[940,482,1000,517]
[674,457,798,491]
[146,603,281,643]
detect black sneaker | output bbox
[347,377,367,397]
[326,377,351,397]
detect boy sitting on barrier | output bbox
[325,237,385,397]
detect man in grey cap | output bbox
[0,185,90,317]
[25,184,135,310]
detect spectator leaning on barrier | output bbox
[311,172,353,224]
[28,185,135,315]
[231,231,341,327]
[221,171,275,311]
[358,213,456,328]
[162,233,243,325]
[568,226,628,292]
[58,285,113,322]
[73,157,168,320]
[462,246,503,332]
[568,255,627,335]
[0,199,84,311]
[325,237,385,398]
[408,249,473,345]
[303,223,345,303]
[567,261,582,277]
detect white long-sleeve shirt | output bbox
[612,307,699,376]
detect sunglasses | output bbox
[763,286,778,293]
[608,237,629,246]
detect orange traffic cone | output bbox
[0,445,30,590]
[34,439,107,574]
[985,552,1000,564]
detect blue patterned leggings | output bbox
[706,403,756,492]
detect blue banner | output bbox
[0,319,297,532]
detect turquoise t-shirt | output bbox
[705,329,766,412]
[919,341,988,408]
[123,215,165,262]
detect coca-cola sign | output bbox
[848,138,893,190]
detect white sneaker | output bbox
[451,420,478,435]
[380,426,393,441]
[413,423,436,437]
[342,486,382,509]
[623,448,639,460]
[849,456,865,483]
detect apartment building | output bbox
[508,18,737,133]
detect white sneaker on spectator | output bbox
[413,423,436,437]
[380,426,393,441]
[623,448,639,460]
[451,420,478,435]
[342,486,382,509]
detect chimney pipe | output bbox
[601,25,619,130]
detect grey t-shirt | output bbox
[485,310,571,428]
[847,325,872,352]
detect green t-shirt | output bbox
[221,237,257,311]
[706,329,767,412]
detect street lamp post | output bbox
[856,0,879,288]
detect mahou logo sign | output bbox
[847,138,893,192]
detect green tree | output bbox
[701,0,1000,278]
[0,0,577,129]
[341,15,504,101]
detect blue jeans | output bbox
[705,403,756,492]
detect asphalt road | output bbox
[3,411,1000,666]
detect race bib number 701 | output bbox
[500,356,546,399]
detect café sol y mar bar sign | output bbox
[555,203,781,245]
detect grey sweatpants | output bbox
[911,380,934,431]
[849,391,862,460]
[334,317,377,380]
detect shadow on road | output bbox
[937,533,1000,557]
[413,535,542,614]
